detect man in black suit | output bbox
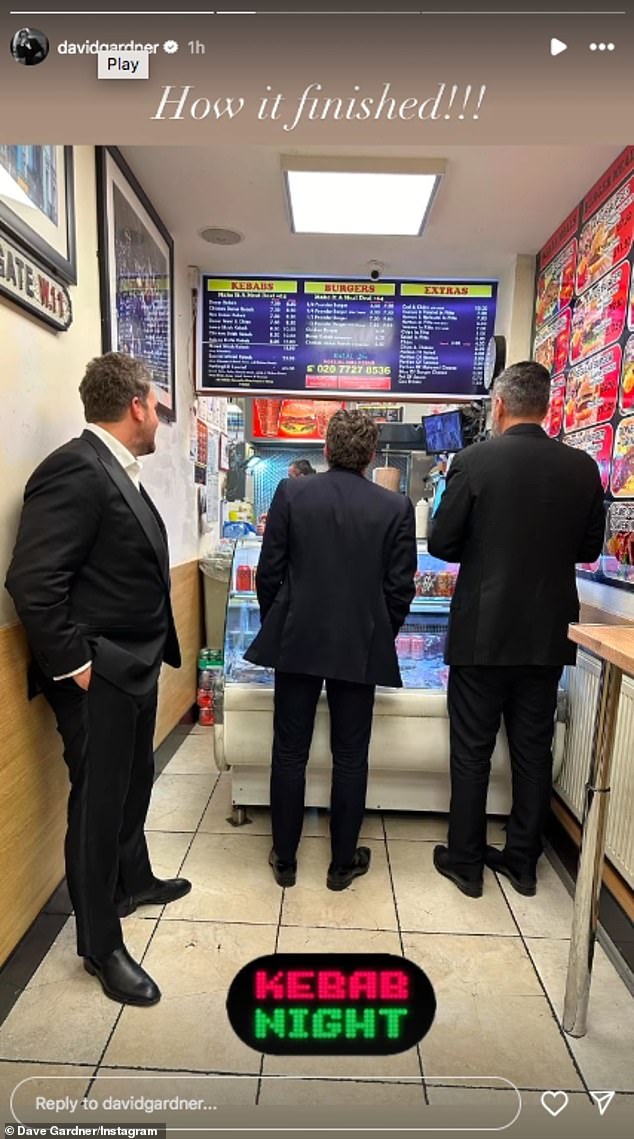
[5,353,190,1006]
[428,361,606,898]
[245,410,416,890]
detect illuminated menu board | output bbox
[534,146,634,590]
[198,276,497,399]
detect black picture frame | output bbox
[0,145,77,283]
[95,146,176,422]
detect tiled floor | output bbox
[1,725,633,1126]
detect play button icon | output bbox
[550,38,568,56]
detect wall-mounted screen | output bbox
[198,276,497,401]
[423,410,464,454]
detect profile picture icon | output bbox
[10,27,49,66]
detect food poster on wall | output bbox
[533,147,634,589]
[535,239,576,329]
[576,176,634,295]
[569,261,630,366]
[611,415,634,498]
[251,397,344,441]
[564,346,620,433]
[622,336,634,411]
[195,418,208,485]
[544,375,566,438]
[564,424,614,491]
[534,309,571,375]
[605,502,634,584]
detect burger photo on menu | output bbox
[576,176,634,295]
[570,261,630,366]
[543,376,566,438]
[534,309,572,376]
[535,239,576,329]
[564,346,620,433]
[278,400,317,436]
[277,399,343,439]
[611,415,634,498]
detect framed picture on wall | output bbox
[219,433,230,471]
[95,146,176,421]
[0,145,77,283]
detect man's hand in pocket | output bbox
[73,666,92,691]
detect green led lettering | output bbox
[288,1007,311,1039]
[312,1007,343,1039]
[378,1008,409,1038]
[254,1008,287,1038]
[344,1007,377,1038]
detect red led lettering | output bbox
[380,970,409,999]
[287,971,316,999]
[254,970,285,999]
[317,971,347,999]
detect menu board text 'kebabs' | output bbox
[198,276,496,400]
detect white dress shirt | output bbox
[53,425,143,680]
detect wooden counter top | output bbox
[569,624,634,676]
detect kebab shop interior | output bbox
[0,143,633,1117]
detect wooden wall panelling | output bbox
[155,560,203,745]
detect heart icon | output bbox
[541,1090,570,1117]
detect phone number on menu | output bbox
[315,365,391,375]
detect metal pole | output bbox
[563,659,622,1037]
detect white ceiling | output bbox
[121,144,621,280]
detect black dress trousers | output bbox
[271,671,376,868]
[446,664,563,877]
[38,668,158,958]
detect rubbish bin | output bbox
[199,544,233,652]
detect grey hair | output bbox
[493,361,551,418]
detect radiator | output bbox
[557,650,634,888]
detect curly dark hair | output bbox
[326,410,379,472]
[79,352,151,422]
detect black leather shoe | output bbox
[433,845,483,898]
[116,877,192,918]
[485,846,536,896]
[327,847,371,891]
[269,848,297,887]
[84,946,161,1006]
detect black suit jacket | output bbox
[5,430,181,695]
[244,467,416,688]
[427,424,606,666]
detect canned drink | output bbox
[236,565,251,591]
[396,634,412,657]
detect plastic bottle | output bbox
[415,498,430,539]
[211,668,224,725]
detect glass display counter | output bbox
[214,536,564,820]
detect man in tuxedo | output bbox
[5,352,190,1006]
[245,410,416,890]
[428,361,606,898]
